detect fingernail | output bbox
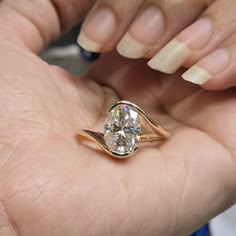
[117,33,150,59]
[148,39,192,74]
[148,18,213,73]
[182,49,230,85]
[117,7,164,59]
[77,32,103,52]
[77,8,116,52]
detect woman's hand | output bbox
[78,0,236,90]
[0,1,235,236]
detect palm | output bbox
[0,42,235,236]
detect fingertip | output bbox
[77,7,117,53]
[117,33,149,59]
[182,66,212,85]
[77,31,103,52]
[147,39,192,74]
[182,49,231,89]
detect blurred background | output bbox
[41,25,97,75]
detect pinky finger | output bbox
[182,34,236,90]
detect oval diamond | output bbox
[104,103,142,156]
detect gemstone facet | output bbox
[104,103,142,156]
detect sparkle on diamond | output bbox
[104,104,142,155]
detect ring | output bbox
[78,101,170,158]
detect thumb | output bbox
[0,0,95,53]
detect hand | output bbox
[78,0,236,90]
[0,1,235,236]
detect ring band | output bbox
[78,101,170,158]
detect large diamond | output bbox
[104,103,142,156]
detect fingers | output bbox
[0,1,58,52]
[182,35,236,90]
[77,0,145,52]
[0,0,96,52]
[78,0,213,55]
[148,0,236,75]
[180,0,236,90]
[148,17,213,73]
[117,0,212,59]
[116,5,165,58]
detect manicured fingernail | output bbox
[77,8,116,52]
[148,18,213,73]
[117,7,164,58]
[182,49,230,85]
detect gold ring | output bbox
[78,101,170,158]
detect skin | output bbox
[0,1,236,236]
[79,0,236,90]
[79,0,213,53]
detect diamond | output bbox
[104,103,142,156]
